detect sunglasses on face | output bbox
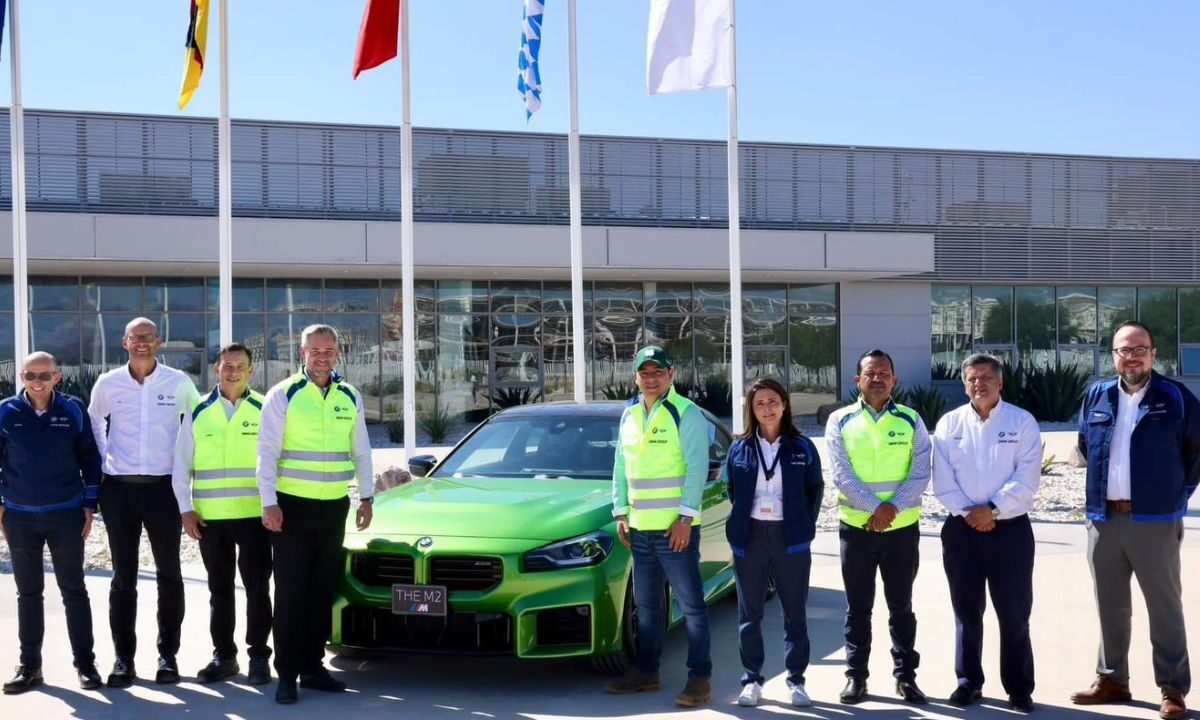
[21,371,55,382]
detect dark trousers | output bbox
[839,521,920,681]
[199,517,273,661]
[629,526,712,679]
[734,519,812,687]
[3,507,95,669]
[942,514,1035,696]
[271,493,349,681]
[99,476,184,660]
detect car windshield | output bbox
[432,414,618,480]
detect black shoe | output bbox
[299,667,347,693]
[3,666,44,695]
[896,679,928,705]
[948,684,983,707]
[840,677,867,704]
[107,657,136,688]
[247,657,272,686]
[77,664,103,690]
[155,656,180,685]
[1009,694,1035,713]
[196,655,239,684]
[275,678,298,705]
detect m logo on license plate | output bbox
[392,584,448,616]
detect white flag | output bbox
[646,0,733,95]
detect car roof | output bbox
[492,401,627,418]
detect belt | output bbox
[1106,499,1133,513]
[993,513,1029,526]
[105,474,171,484]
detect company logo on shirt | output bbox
[997,430,1019,444]
[49,415,72,429]
[156,393,177,408]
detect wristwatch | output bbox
[360,497,374,505]
[988,501,999,520]
[678,515,694,526]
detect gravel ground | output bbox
[1,465,1086,573]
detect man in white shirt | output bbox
[257,324,374,705]
[933,353,1041,713]
[88,317,201,687]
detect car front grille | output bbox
[430,556,503,592]
[350,552,415,586]
[340,606,513,654]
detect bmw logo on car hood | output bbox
[417,536,434,549]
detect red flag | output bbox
[353,0,400,79]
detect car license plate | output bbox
[391,584,448,616]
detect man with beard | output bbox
[1071,321,1200,720]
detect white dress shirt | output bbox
[255,374,374,507]
[750,433,784,522]
[1106,383,1147,501]
[932,399,1041,519]
[88,362,201,477]
[171,392,243,514]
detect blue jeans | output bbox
[630,526,711,679]
[3,507,95,669]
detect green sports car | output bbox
[331,401,736,673]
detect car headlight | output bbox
[522,530,615,572]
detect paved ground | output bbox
[1,437,1197,719]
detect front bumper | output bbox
[332,534,631,659]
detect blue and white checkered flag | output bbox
[517,0,544,119]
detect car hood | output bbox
[369,476,615,541]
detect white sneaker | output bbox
[790,683,812,707]
[737,682,763,706]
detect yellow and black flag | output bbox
[178,0,211,109]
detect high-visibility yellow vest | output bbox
[620,386,699,531]
[834,399,921,531]
[190,388,265,520]
[275,371,359,501]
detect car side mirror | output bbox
[409,454,438,478]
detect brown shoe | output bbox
[604,670,660,694]
[1071,676,1133,705]
[1160,688,1187,720]
[675,677,711,707]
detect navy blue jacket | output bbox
[1078,372,1200,522]
[725,433,824,555]
[0,391,102,512]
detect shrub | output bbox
[386,418,404,443]
[486,387,542,409]
[600,382,637,401]
[897,385,948,429]
[1024,363,1089,422]
[416,402,455,444]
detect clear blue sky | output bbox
[5,0,1199,158]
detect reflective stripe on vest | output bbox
[620,386,699,531]
[190,389,265,520]
[836,400,921,531]
[276,372,359,501]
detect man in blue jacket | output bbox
[0,352,103,694]
[1071,321,1200,720]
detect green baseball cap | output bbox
[634,345,673,370]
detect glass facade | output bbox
[3,277,839,421]
[933,285,1191,378]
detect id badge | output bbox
[757,497,782,517]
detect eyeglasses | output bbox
[21,371,54,382]
[126,333,158,343]
[860,372,893,381]
[1112,346,1152,358]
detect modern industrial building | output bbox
[1,108,1197,422]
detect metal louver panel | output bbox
[0,108,1196,282]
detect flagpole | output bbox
[8,0,28,381]
[217,0,233,345]
[400,0,417,459]
[567,0,585,403]
[726,0,744,433]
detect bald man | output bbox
[0,352,103,693]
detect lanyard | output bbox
[752,436,782,482]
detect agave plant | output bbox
[1024,363,1089,421]
[600,382,637,401]
[897,384,948,429]
[416,402,456,444]
[486,387,543,409]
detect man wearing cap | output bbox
[605,345,712,707]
